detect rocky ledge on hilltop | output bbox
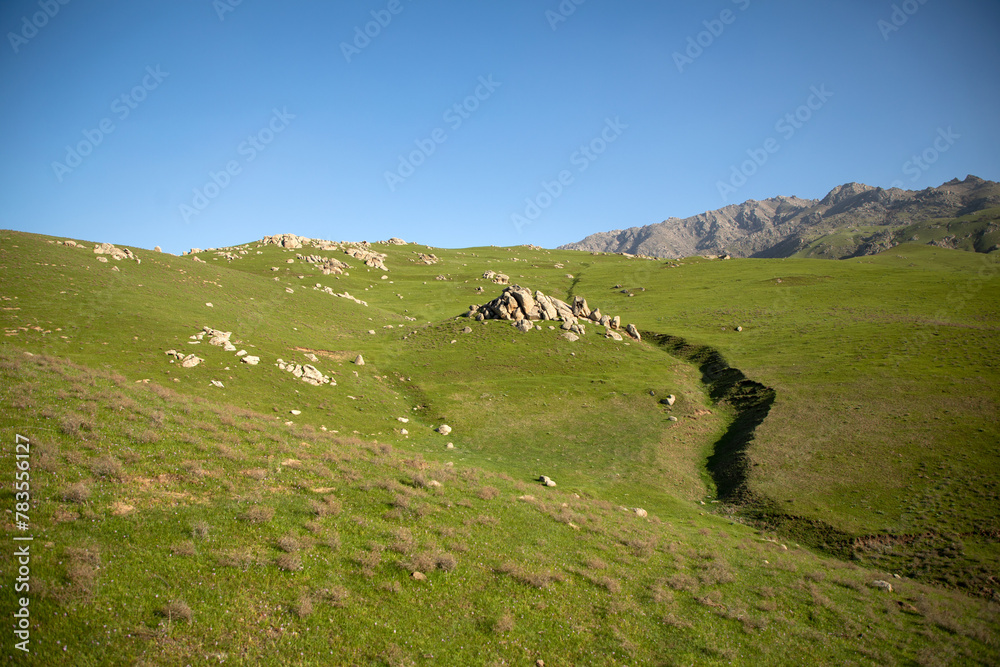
[464,285,641,341]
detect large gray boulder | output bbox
[181,354,203,368]
[535,292,558,320]
[509,286,536,317]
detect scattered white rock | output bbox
[181,354,203,368]
[437,424,452,436]
[206,303,213,308]
[634,508,648,518]
[354,354,365,366]
[539,475,557,487]
[870,580,894,592]
[398,417,409,423]
[211,380,224,388]
[290,410,301,416]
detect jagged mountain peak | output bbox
[820,182,877,207]
[559,177,1000,259]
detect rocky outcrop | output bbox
[276,359,335,387]
[297,253,349,275]
[205,327,237,352]
[164,350,204,368]
[262,234,310,249]
[94,243,139,262]
[312,284,368,306]
[482,270,509,285]
[466,286,640,341]
[345,247,388,271]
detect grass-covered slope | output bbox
[573,244,1000,593]
[1,229,999,664]
[2,349,998,666]
[791,207,1000,259]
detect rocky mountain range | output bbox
[560,176,1000,259]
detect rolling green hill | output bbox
[792,207,1000,259]
[1,230,998,665]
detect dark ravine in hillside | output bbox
[648,330,1000,598]
[645,332,775,505]
[561,175,1000,259]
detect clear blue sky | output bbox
[2,0,999,254]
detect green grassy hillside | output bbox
[793,207,1000,259]
[1,230,998,665]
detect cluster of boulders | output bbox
[94,243,140,263]
[201,326,238,352]
[345,246,388,271]
[483,270,510,285]
[191,234,392,271]
[214,250,247,261]
[164,350,204,367]
[275,358,335,387]
[257,233,340,251]
[296,253,350,275]
[312,284,368,306]
[414,252,439,265]
[166,326,259,368]
[261,233,310,249]
[465,286,641,342]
